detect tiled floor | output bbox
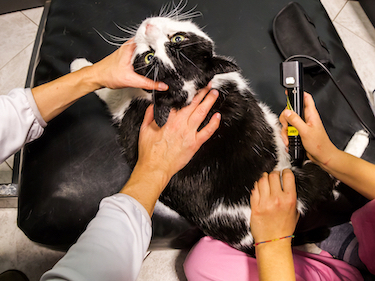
[0,1,375,280]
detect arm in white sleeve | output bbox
[0,88,47,163]
[41,193,152,281]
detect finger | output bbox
[129,73,169,91]
[250,181,260,207]
[279,109,289,146]
[279,108,288,127]
[281,169,296,195]
[189,89,219,130]
[268,171,282,195]
[184,82,213,112]
[140,105,155,129]
[123,38,136,54]
[257,172,271,199]
[303,92,320,123]
[282,109,308,137]
[196,112,221,146]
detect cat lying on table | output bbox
[71,6,367,254]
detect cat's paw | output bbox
[70,58,93,73]
[344,129,369,158]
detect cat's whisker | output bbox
[145,65,156,79]
[179,40,205,48]
[175,5,202,20]
[107,33,129,42]
[161,0,201,21]
[159,2,172,17]
[133,64,150,72]
[93,28,122,47]
[153,65,159,84]
[165,0,187,19]
[113,22,139,36]
[152,65,160,98]
[180,52,201,71]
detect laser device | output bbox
[281,61,305,167]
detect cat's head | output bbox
[132,16,238,126]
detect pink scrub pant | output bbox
[184,200,375,281]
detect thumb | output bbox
[283,109,308,136]
[130,73,169,91]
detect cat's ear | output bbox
[211,56,240,74]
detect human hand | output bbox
[279,92,338,167]
[136,84,221,191]
[250,170,299,244]
[90,38,168,91]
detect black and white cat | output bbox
[71,7,368,254]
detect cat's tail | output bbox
[293,161,336,214]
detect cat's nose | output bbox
[145,24,157,35]
[145,23,162,42]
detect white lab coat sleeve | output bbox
[40,193,152,281]
[0,88,47,163]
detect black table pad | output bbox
[19,0,375,249]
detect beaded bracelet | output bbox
[253,235,295,246]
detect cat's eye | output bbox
[171,35,185,43]
[145,52,155,64]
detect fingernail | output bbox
[211,89,219,96]
[216,112,221,120]
[284,109,292,117]
[158,82,169,91]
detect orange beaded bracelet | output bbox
[253,235,295,246]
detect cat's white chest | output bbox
[96,87,150,122]
[70,58,151,122]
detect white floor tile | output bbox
[335,1,375,47]
[334,22,375,95]
[137,249,188,281]
[14,230,65,281]
[0,12,38,70]
[0,161,11,171]
[0,209,18,270]
[22,7,44,26]
[5,155,14,170]
[0,162,12,183]
[320,0,348,21]
[0,173,12,184]
[0,43,34,95]
[0,208,65,281]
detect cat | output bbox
[71,5,349,254]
